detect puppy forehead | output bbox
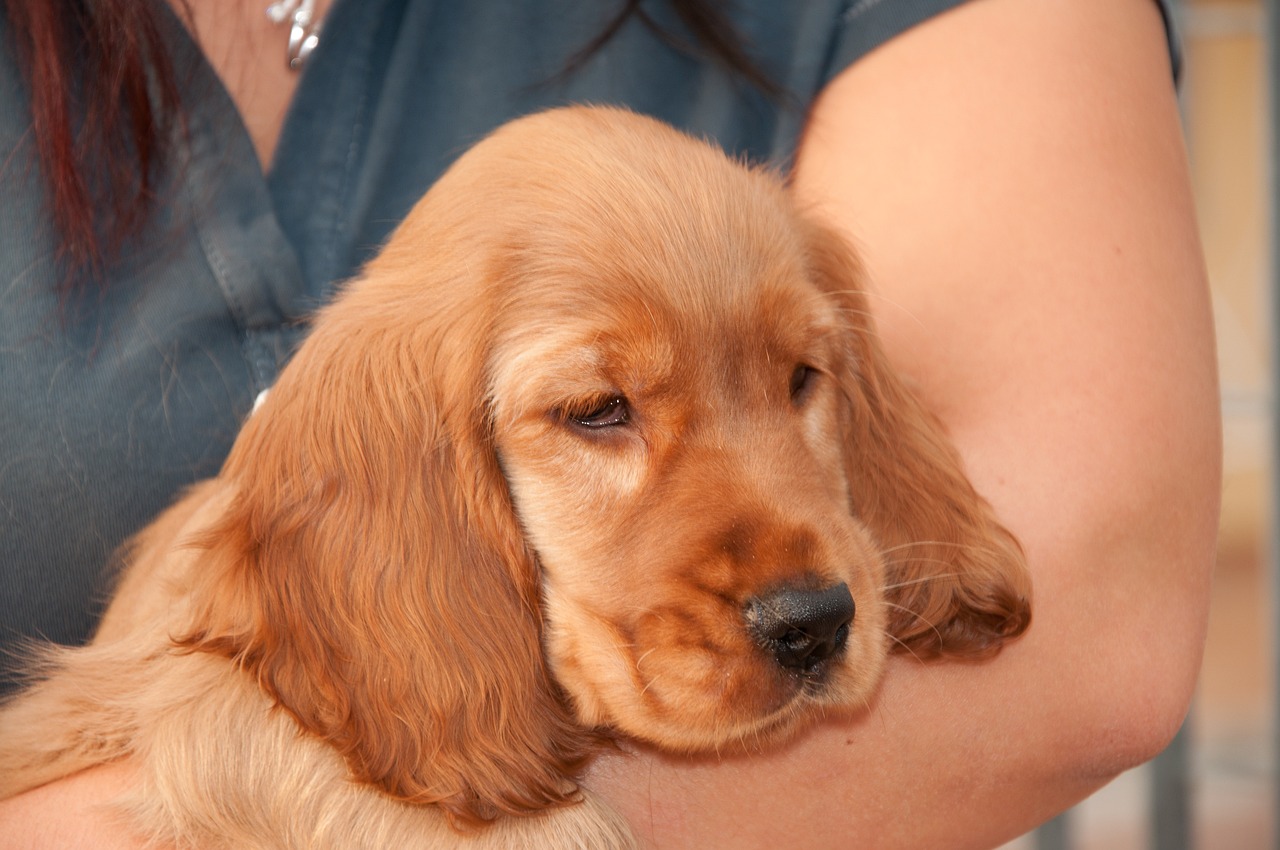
[494,189,840,361]
[489,271,840,416]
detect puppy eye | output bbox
[569,396,630,429]
[790,364,817,405]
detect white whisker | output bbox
[884,630,925,664]
[879,540,998,556]
[879,573,960,592]
[884,601,944,647]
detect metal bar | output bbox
[1267,0,1280,846]
[1035,812,1071,850]
[1151,721,1192,850]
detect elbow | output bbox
[1021,624,1202,791]
[1051,452,1219,781]
[1084,651,1198,778]
[1054,558,1212,783]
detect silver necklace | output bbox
[265,0,324,71]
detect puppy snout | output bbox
[745,583,855,674]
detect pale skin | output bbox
[0,0,1221,847]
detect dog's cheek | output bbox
[500,432,646,558]
[540,583,633,728]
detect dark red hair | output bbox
[5,0,185,303]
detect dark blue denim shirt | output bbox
[0,0,1178,687]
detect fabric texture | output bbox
[0,0,1179,688]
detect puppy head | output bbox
[178,107,1029,824]
[473,108,1029,750]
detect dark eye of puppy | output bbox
[568,396,630,430]
[790,364,817,406]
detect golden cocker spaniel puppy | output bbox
[0,106,1030,849]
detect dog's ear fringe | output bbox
[800,217,1032,661]
[172,271,603,827]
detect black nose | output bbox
[745,582,855,674]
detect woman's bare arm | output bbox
[0,762,147,850]
[588,0,1221,846]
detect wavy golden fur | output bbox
[0,107,1030,849]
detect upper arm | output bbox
[793,0,1219,712]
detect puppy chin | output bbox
[543,584,889,752]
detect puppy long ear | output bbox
[803,220,1031,659]
[176,264,596,826]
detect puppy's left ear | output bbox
[803,220,1032,659]
[177,261,597,826]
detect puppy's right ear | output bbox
[176,260,598,826]
[802,219,1032,659]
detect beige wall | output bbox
[1183,0,1268,553]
